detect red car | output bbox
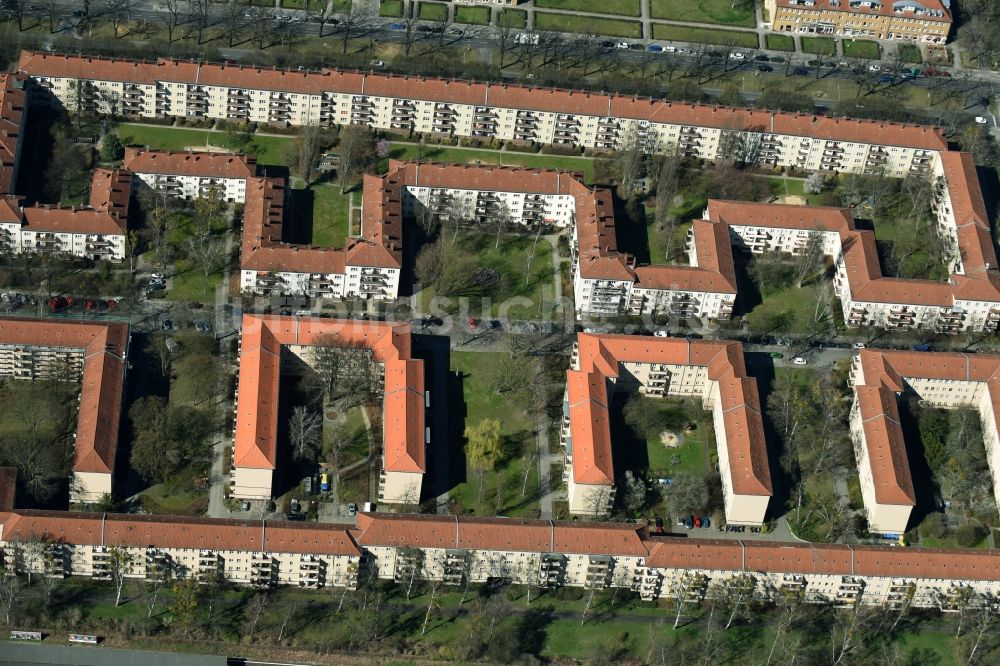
[693,516,702,528]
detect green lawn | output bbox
[167,264,225,303]
[535,12,642,38]
[843,39,881,60]
[448,351,538,517]
[415,231,556,319]
[498,8,527,28]
[898,44,923,63]
[651,23,758,47]
[455,5,491,25]
[765,34,795,51]
[650,0,756,27]
[281,0,339,9]
[339,405,370,467]
[388,142,596,183]
[379,0,403,17]
[306,183,350,247]
[417,1,449,21]
[534,0,641,17]
[745,283,828,336]
[764,175,806,198]
[0,379,74,441]
[645,401,711,478]
[138,479,209,515]
[801,36,836,55]
[117,124,294,169]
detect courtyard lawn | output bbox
[650,0,756,27]
[417,1,449,21]
[498,8,527,28]
[745,283,829,336]
[534,0,641,17]
[765,34,795,51]
[138,478,209,515]
[801,36,836,55]
[645,401,712,478]
[339,405,371,467]
[898,43,923,63]
[455,5,491,25]
[415,231,556,319]
[764,175,806,198]
[448,351,539,517]
[388,142,596,183]
[117,123,294,169]
[843,39,881,60]
[651,24,758,48]
[307,183,350,247]
[534,12,642,38]
[379,0,403,17]
[0,379,74,441]
[166,264,225,303]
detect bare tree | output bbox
[297,122,323,186]
[160,0,185,42]
[331,9,377,55]
[108,544,135,606]
[41,0,62,33]
[218,0,245,47]
[794,229,826,287]
[183,234,226,277]
[493,10,520,71]
[616,127,646,199]
[583,484,614,519]
[421,580,442,636]
[248,7,277,49]
[0,574,22,625]
[337,126,372,194]
[289,406,322,462]
[244,591,269,641]
[398,547,425,600]
[622,470,646,516]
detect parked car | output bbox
[975,116,989,125]
[347,502,358,516]
[614,41,630,49]
[755,54,769,62]
[792,357,807,366]
[769,352,784,359]
[853,342,866,349]
[912,343,930,352]
[792,67,809,76]
[161,319,173,331]
[878,74,894,83]
[290,498,301,513]
[756,65,774,72]
[868,63,881,72]
[693,516,703,528]
[320,472,329,492]
[240,500,251,511]
[388,22,405,30]
[647,44,663,52]
[701,516,711,529]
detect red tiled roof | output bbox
[17,52,949,152]
[235,316,424,474]
[122,148,256,179]
[852,349,1000,507]
[568,334,772,497]
[0,510,360,556]
[0,319,128,475]
[774,0,952,23]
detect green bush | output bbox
[919,512,947,539]
[954,523,986,547]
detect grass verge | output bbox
[651,24,758,47]
[535,12,642,38]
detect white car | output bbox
[975,116,989,125]
[615,41,630,49]
[868,64,881,72]
[792,357,808,366]
[730,52,746,60]
[852,342,866,350]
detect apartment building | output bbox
[0,73,132,262]
[767,0,952,44]
[562,334,771,525]
[234,316,426,504]
[17,51,948,177]
[122,148,255,202]
[849,349,1000,534]
[3,473,1000,609]
[0,319,128,502]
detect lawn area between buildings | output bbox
[651,23,758,48]
[843,39,881,60]
[455,5,491,24]
[448,351,539,518]
[414,232,556,320]
[535,12,642,38]
[417,1,449,21]
[388,142,598,183]
[306,183,351,248]
[499,8,528,28]
[801,36,836,55]
[379,0,403,17]
[534,0,641,17]
[650,0,756,27]
[117,123,294,169]
[765,34,795,51]
[898,43,923,63]
[745,283,828,336]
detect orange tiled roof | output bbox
[122,148,257,179]
[774,0,952,23]
[0,319,128,475]
[17,52,949,151]
[568,334,772,497]
[852,349,1000,506]
[234,316,424,474]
